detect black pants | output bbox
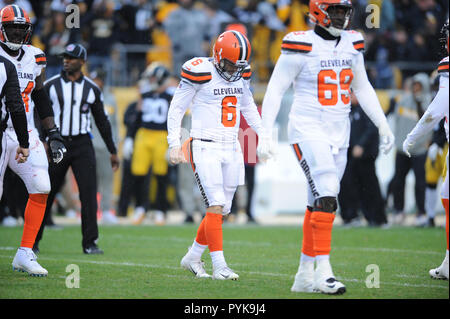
[117,158,135,217]
[338,156,387,226]
[390,152,426,215]
[35,135,99,249]
[2,167,28,219]
[230,164,256,218]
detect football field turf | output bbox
[0,224,448,299]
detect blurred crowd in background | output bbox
[2,0,447,86]
[0,0,449,228]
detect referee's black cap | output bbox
[61,43,87,61]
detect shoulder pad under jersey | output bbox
[242,65,251,80]
[180,57,213,84]
[343,30,365,53]
[281,31,313,54]
[438,56,449,76]
[24,45,47,66]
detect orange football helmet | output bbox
[309,0,353,36]
[213,30,251,82]
[0,4,33,51]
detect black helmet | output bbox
[142,63,171,86]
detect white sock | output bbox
[316,254,330,262]
[210,250,227,270]
[315,255,333,278]
[188,240,207,260]
[19,247,32,252]
[446,250,449,261]
[300,253,315,263]
[425,187,438,218]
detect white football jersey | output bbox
[167,57,261,147]
[437,56,449,141]
[407,56,449,144]
[280,29,364,120]
[0,44,46,134]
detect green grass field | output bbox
[0,224,448,299]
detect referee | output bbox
[34,44,119,254]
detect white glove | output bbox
[122,137,134,160]
[402,139,414,157]
[169,146,187,165]
[378,122,395,155]
[427,143,441,162]
[257,132,276,162]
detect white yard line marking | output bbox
[0,254,447,290]
[105,235,443,253]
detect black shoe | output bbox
[426,217,435,228]
[184,215,194,223]
[247,216,257,224]
[83,245,104,255]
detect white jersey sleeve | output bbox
[406,67,449,144]
[240,79,262,135]
[28,45,46,77]
[167,80,196,148]
[261,33,306,133]
[351,52,388,129]
[167,58,213,148]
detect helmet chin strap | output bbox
[0,39,21,52]
[5,42,22,51]
[326,26,343,37]
[324,18,349,37]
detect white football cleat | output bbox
[131,206,146,225]
[102,210,118,225]
[313,276,346,295]
[429,258,449,280]
[212,266,239,280]
[313,259,346,295]
[12,248,48,277]
[291,261,316,293]
[181,256,211,278]
[154,210,166,226]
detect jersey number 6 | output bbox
[221,96,237,127]
[317,69,353,106]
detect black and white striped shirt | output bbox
[44,71,116,154]
[0,55,29,148]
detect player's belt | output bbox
[62,133,90,142]
[193,138,214,143]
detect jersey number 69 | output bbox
[317,69,353,106]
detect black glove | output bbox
[47,127,66,164]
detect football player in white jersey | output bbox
[167,30,265,280]
[403,20,449,280]
[0,4,66,277]
[257,0,394,294]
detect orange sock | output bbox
[302,207,316,257]
[310,211,335,256]
[204,212,223,252]
[20,193,48,248]
[195,216,208,246]
[442,198,449,250]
